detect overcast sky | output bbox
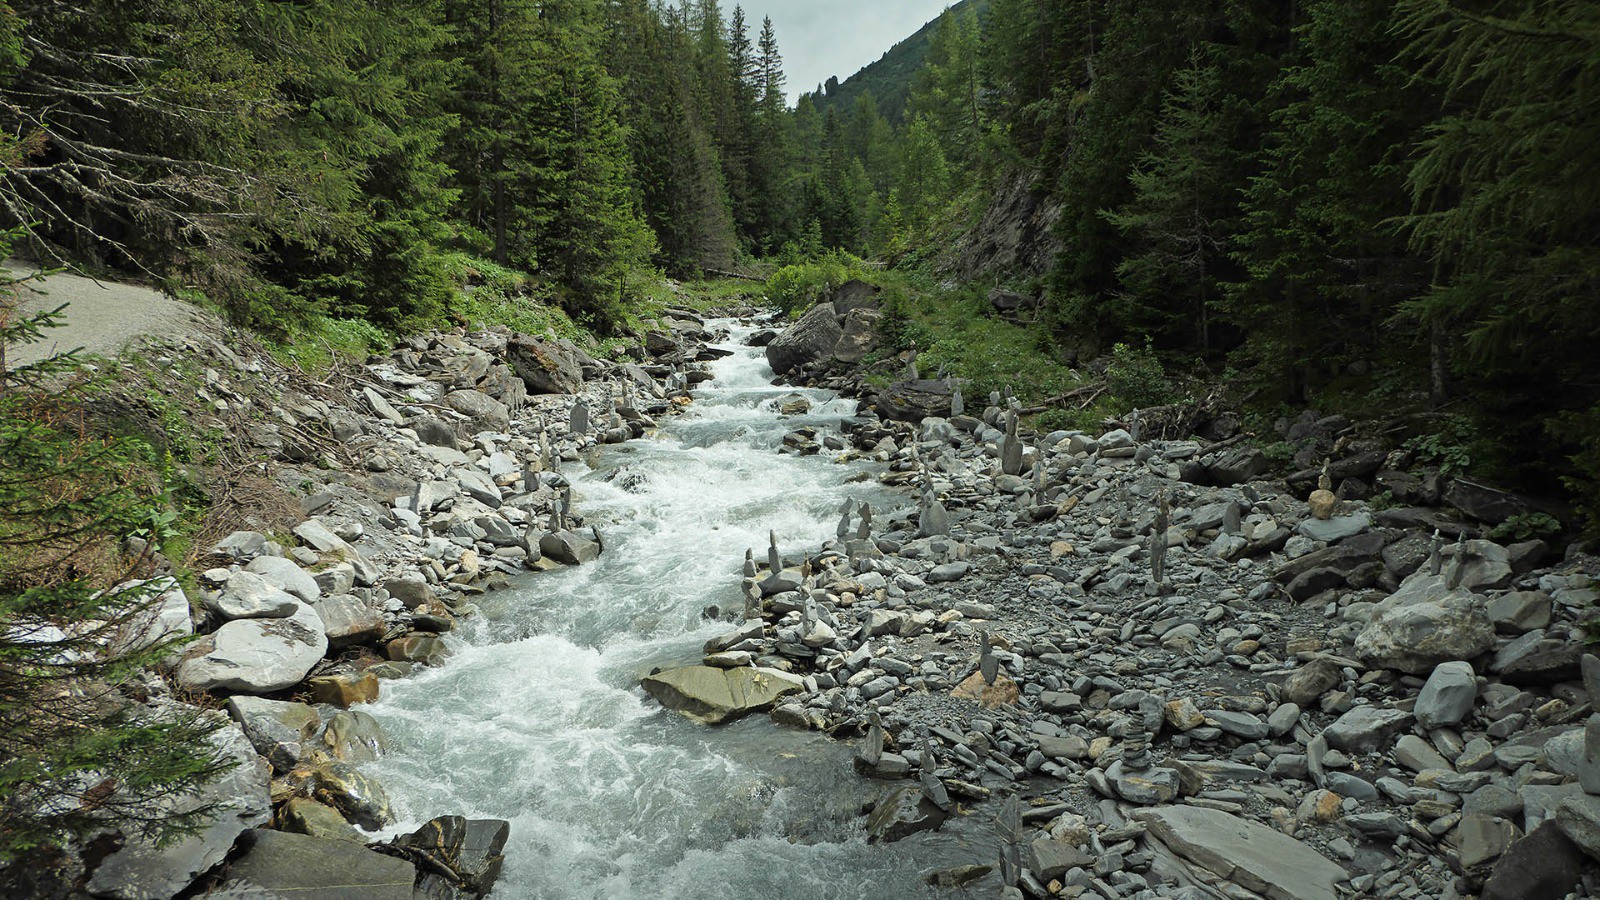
[731,1,958,102]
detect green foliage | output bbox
[0,259,229,865]
[1403,416,1481,478]
[269,316,390,376]
[1552,405,1600,539]
[1104,341,1172,410]
[763,252,869,316]
[1490,512,1564,544]
[885,279,1081,405]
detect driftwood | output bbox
[1017,381,1107,415]
[700,268,764,283]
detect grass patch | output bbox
[880,277,1085,408]
[268,315,390,375]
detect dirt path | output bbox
[4,259,209,368]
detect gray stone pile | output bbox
[65,310,720,899]
[654,322,1600,900]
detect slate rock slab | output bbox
[1132,805,1346,900]
[208,829,415,900]
[86,724,270,900]
[177,601,328,693]
[641,665,804,725]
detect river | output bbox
[367,320,991,899]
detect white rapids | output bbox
[366,320,988,899]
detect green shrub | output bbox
[1404,415,1480,478]
[1490,512,1564,543]
[270,316,390,375]
[763,251,869,317]
[0,262,229,866]
[1105,340,1172,409]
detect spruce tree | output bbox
[1103,49,1229,350]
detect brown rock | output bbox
[952,672,1020,708]
[1308,490,1337,521]
[309,673,380,708]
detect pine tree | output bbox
[895,115,951,242]
[608,0,735,272]
[1398,0,1600,516]
[246,0,460,332]
[0,254,229,870]
[747,16,794,251]
[0,0,288,320]
[513,0,654,325]
[907,6,984,168]
[1226,0,1429,400]
[1103,49,1229,350]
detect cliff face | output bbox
[951,168,1063,282]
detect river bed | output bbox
[367,320,993,899]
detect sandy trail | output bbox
[4,259,207,369]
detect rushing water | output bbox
[368,321,992,899]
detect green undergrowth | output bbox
[877,275,1086,412]
[765,251,875,317]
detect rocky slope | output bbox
[19,301,730,899]
[641,293,1600,900]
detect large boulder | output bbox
[312,594,386,648]
[833,307,882,365]
[641,665,804,725]
[866,785,947,843]
[830,279,882,316]
[876,380,954,423]
[1355,572,1495,674]
[108,577,193,657]
[506,334,584,394]
[205,570,300,622]
[85,722,270,900]
[1446,478,1532,524]
[1206,447,1271,486]
[766,302,844,376]
[208,829,416,900]
[444,390,511,432]
[177,601,328,694]
[227,695,320,773]
[539,530,600,565]
[1132,805,1347,900]
[244,556,321,604]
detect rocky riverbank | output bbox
[27,305,735,899]
[640,290,1600,900]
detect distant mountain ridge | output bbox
[804,0,989,124]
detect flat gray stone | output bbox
[1206,710,1269,741]
[641,665,804,725]
[244,556,321,603]
[177,601,328,694]
[1556,793,1600,861]
[1132,805,1346,900]
[210,829,415,900]
[1322,706,1414,754]
[293,520,354,556]
[1296,513,1371,544]
[206,571,299,621]
[86,723,270,899]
